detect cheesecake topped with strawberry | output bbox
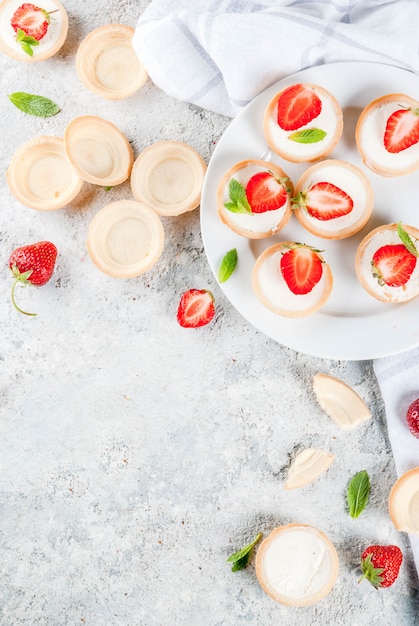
[217,159,293,238]
[356,93,419,176]
[263,83,343,163]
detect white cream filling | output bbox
[0,0,64,56]
[359,229,419,301]
[263,528,332,599]
[257,249,328,312]
[222,164,289,233]
[267,89,339,157]
[359,101,419,171]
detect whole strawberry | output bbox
[359,545,403,588]
[406,398,419,438]
[9,241,57,316]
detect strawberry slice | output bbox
[372,244,417,287]
[277,84,322,131]
[294,181,353,221]
[177,289,215,328]
[384,108,419,153]
[245,171,289,213]
[280,244,324,295]
[11,3,51,41]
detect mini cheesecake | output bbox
[255,524,339,606]
[388,467,419,534]
[356,94,419,177]
[252,242,333,317]
[0,0,68,62]
[217,160,293,239]
[355,223,419,303]
[263,83,343,163]
[292,160,373,239]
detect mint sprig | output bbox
[8,92,60,117]
[288,128,327,143]
[218,248,238,283]
[226,533,262,571]
[347,470,370,518]
[224,179,252,214]
[16,28,39,57]
[397,222,419,257]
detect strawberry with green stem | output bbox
[11,3,58,56]
[359,544,403,588]
[280,243,325,295]
[384,105,419,153]
[224,171,290,214]
[292,181,353,221]
[9,241,57,316]
[177,289,215,328]
[277,84,322,131]
[371,222,419,288]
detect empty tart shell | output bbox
[87,200,164,278]
[76,24,147,99]
[255,524,339,606]
[356,93,419,177]
[263,83,343,163]
[313,373,371,430]
[6,135,83,210]
[131,141,207,216]
[355,223,419,303]
[0,0,68,62]
[217,159,293,239]
[388,467,419,533]
[252,242,333,317]
[292,159,373,239]
[284,448,335,490]
[64,115,133,186]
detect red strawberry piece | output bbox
[177,289,215,328]
[294,181,353,221]
[360,545,403,588]
[9,241,57,316]
[384,108,419,153]
[11,3,52,41]
[277,84,322,131]
[280,244,324,295]
[406,398,419,438]
[371,244,417,287]
[245,171,289,213]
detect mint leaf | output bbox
[397,222,419,257]
[218,248,238,283]
[226,533,262,571]
[16,28,39,57]
[104,186,113,192]
[288,128,327,144]
[224,178,252,214]
[347,470,370,518]
[8,92,60,117]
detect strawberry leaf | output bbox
[226,533,262,571]
[397,222,419,257]
[8,92,60,117]
[224,179,252,214]
[288,128,327,143]
[347,470,370,518]
[218,248,238,283]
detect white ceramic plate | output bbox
[200,61,419,361]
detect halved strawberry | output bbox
[372,244,417,287]
[293,181,353,221]
[384,108,419,153]
[277,84,322,131]
[280,244,324,295]
[245,171,289,213]
[11,3,52,41]
[177,289,215,328]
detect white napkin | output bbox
[133,0,419,118]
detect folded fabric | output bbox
[133,0,419,117]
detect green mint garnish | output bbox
[226,533,262,572]
[347,470,370,518]
[288,128,327,144]
[218,248,238,283]
[16,28,39,57]
[104,186,113,192]
[224,178,252,214]
[397,222,419,257]
[8,92,60,117]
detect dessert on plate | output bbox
[356,93,419,176]
[355,222,419,302]
[263,83,343,163]
[0,0,68,62]
[292,159,373,239]
[217,159,293,238]
[388,467,419,534]
[252,242,333,317]
[255,524,339,606]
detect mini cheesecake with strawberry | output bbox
[217,160,293,239]
[355,222,419,302]
[252,242,333,317]
[356,94,419,176]
[263,83,343,163]
[292,160,373,239]
[0,0,68,62]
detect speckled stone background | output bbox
[0,1,419,625]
